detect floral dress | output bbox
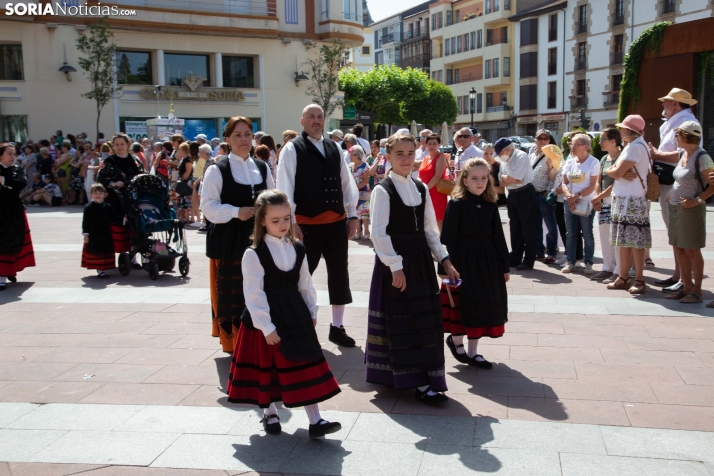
[353,161,370,219]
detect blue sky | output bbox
[367,0,421,22]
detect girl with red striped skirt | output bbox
[227,190,341,438]
[81,183,117,279]
[0,143,36,291]
[440,159,510,369]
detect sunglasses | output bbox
[536,136,549,141]
[457,135,472,139]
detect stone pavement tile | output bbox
[664,316,714,327]
[176,385,230,408]
[563,323,650,337]
[69,322,156,335]
[624,336,714,353]
[645,326,714,339]
[151,433,299,472]
[0,362,79,382]
[88,334,184,349]
[448,344,510,362]
[559,453,709,476]
[507,397,630,426]
[390,390,509,419]
[586,314,667,326]
[649,382,714,407]
[513,287,578,296]
[504,322,565,335]
[0,334,30,347]
[574,362,684,383]
[281,439,424,476]
[601,348,707,367]
[52,363,164,383]
[120,312,201,323]
[537,334,628,349]
[418,445,561,476]
[322,345,368,372]
[16,333,106,348]
[474,418,606,454]
[78,383,199,405]
[0,381,106,404]
[509,313,588,324]
[600,425,714,463]
[0,429,67,462]
[116,405,247,435]
[476,360,577,379]
[95,303,174,312]
[32,430,180,466]
[448,375,545,398]
[317,370,400,414]
[509,346,604,363]
[168,335,221,350]
[143,365,225,386]
[228,409,357,441]
[7,403,142,431]
[49,311,138,324]
[675,366,714,385]
[476,333,537,346]
[625,402,714,431]
[696,352,714,367]
[141,323,207,336]
[2,322,85,334]
[0,402,39,426]
[0,303,50,312]
[346,413,475,446]
[542,378,659,403]
[6,462,105,476]
[0,346,53,363]
[116,348,216,366]
[31,347,135,364]
[161,303,211,314]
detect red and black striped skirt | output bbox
[440,284,505,339]
[110,224,132,253]
[0,213,36,277]
[227,326,340,408]
[81,244,116,270]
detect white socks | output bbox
[263,403,279,424]
[417,385,438,396]
[467,338,479,359]
[304,404,324,425]
[331,305,345,328]
[452,335,466,354]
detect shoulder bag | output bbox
[632,143,659,201]
[435,154,456,196]
[693,150,709,194]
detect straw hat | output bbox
[615,114,646,137]
[658,88,697,106]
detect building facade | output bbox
[0,0,364,143]
[372,12,403,67]
[429,0,516,143]
[399,2,436,75]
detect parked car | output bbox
[509,136,536,153]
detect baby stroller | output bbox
[116,174,189,280]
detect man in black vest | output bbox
[276,104,359,347]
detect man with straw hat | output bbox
[647,88,702,294]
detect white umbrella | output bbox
[410,120,418,137]
[440,121,450,146]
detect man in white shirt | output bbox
[211,138,220,157]
[454,127,483,171]
[647,88,702,292]
[352,123,371,153]
[414,129,432,179]
[276,104,359,347]
[497,138,539,270]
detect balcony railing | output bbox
[404,29,427,41]
[486,105,512,112]
[575,58,587,71]
[570,96,587,109]
[613,14,625,26]
[111,0,277,16]
[504,0,511,9]
[610,51,624,65]
[379,33,400,47]
[604,92,620,106]
[548,28,557,41]
[548,62,557,75]
[662,1,676,14]
[400,53,431,69]
[575,22,587,34]
[457,73,484,83]
[432,51,443,59]
[486,37,509,46]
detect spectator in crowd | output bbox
[418,133,449,231]
[194,134,208,146]
[20,173,44,203]
[482,143,507,206]
[259,134,278,177]
[331,129,343,148]
[352,123,371,152]
[37,147,52,176]
[254,131,265,146]
[454,127,483,171]
[211,137,221,157]
[16,144,37,192]
[131,142,147,170]
[415,129,432,167]
[530,129,559,263]
[341,134,358,166]
[30,174,63,207]
[188,143,212,228]
[141,138,151,160]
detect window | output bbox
[494,0,500,11]
[455,68,460,83]
[612,34,624,64]
[485,0,491,14]
[504,57,510,77]
[451,37,456,55]
[362,46,371,55]
[438,11,443,28]
[1,115,28,143]
[577,4,587,33]
[438,70,443,82]
[520,84,538,110]
[470,32,476,50]
[477,93,483,113]
[115,50,152,85]
[477,30,483,48]
[431,13,436,30]
[486,29,493,45]
[614,0,625,25]
[573,79,586,107]
[520,19,538,46]
[446,69,453,85]
[375,51,383,65]
[343,0,359,21]
[165,53,210,86]
[457,36,462,53]
[458,96,462,115]
[663,0,675,14]
[577,42,587,70]
[547,81,557,109]
[464,34,469,51]
[548,48,557,75]
[445,38,450,56]
[222,56,254,88]
[455,9,460,23]
[486,92,493,108]
[0,44,23,81]
[446,10,452,26]
[548,13,557,41]
[485,59,491,79]
[612,74,623,91]
[520,52,538,78]
[501,92,507,106]
[493,58,499,78]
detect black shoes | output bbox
[516,263,534,270]
[446,335,469,364]
[260,414,281,435]
[0,284,5,291]
[197,226,208,233]
[7,276,16,283]
[97,272,109,279]
[308,419,342,438]
[329,325,355,347]
[467,354,493,369]
[654,277,677,287]
[415,387,448,405]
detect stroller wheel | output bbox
[148,262,159,280]
[179,256,190,277]
[118,253,131,276]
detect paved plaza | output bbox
[0,203,713,475]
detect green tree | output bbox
[76,19,122,143]
[116,52,131,84]
[302,40,348,122]
[401,80,457,129]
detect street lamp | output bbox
[469,87,476,127]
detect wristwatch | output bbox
[697,197,703,203]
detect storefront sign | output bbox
[125,121,148,142]
[517,116,538,123]
[139,76,246,102]
[540,114,565,121]
[343,106,356,120]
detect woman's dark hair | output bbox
[22,144,33,154]
[254,144,270,161]
[223,116,253,138]
[189,141,200,160]
[260,134,276,153]
[601,128,623,148]
[66,134,77,147]
[111,133,131,146]
[162,141,173,154]
[171,134,185,143]
[426,133,441,144]
[371,140,380,147]
[61,142,71,151]
[44,173,56,183]
[131,143,143,153]
[0,142,12,157]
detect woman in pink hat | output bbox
[604,115,652,294]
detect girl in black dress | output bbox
[81,183,117,278]
[441,158,510,369]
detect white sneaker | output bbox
[362,233,371,240]
[561,262,575,273]
[351,233,362,241]
[556,256,567,265]
[584,263,596,275]
[188,222,203,228]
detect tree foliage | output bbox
[560,127,605,159]
[401,80,458,128]
[76,19,122,143]
[302,40,348,120]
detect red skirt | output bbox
[81,244,116,270]
[110,224,132,253]
[441,284,505,339]
[227,326,341,408]
[0,213,36,277]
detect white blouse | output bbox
[200,152,276,224]
[242,234,319,337]
[369,171,448,272]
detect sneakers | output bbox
[362,233,371,240]
[555,256,568,266]
[602,273,619,284]
[188,222,203,228]
[561,262,575,273]
[309,419,342,438]
[350,233,362,241]
[328,325,356,347]
[583,264,597,275]
[591,271,613,281]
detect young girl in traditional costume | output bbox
[441,158,510,369]
[81,183,117,279]
[366,133,460,405]
[226,189,342,437]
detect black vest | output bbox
[379,176,428,252]
[292,131,344,217]
[205,157,268,261]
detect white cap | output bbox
[195,134,208,141]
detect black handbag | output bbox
[653,162,675,185]
[175,180,193,197]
